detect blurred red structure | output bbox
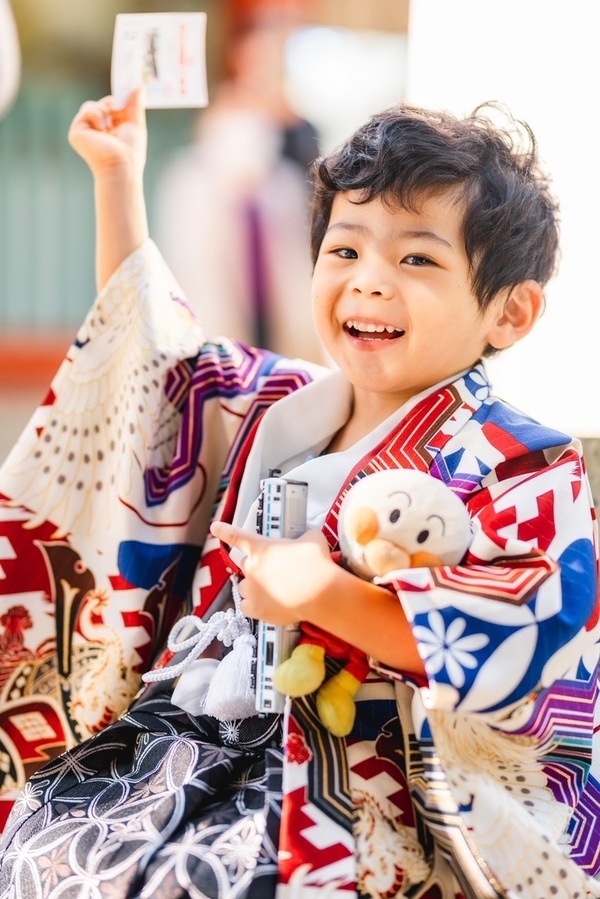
[0,334,68,390]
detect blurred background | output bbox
[1,0,599,497]
[0,0,409,458]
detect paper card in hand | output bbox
[111,12,208,109]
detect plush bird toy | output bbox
[273,469,472,737]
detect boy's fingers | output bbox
[210,520,256,556]
[123,86,146,125]
[71,100,108,132]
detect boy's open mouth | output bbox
[344,320,405,340]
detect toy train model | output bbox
[253,470,308,714]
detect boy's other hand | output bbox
[68,89,147,178]
[210,521,335,626]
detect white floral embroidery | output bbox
[220,720,241,744]
[212,816,263,879]
[12,778,44,814]
[413,610,489,688]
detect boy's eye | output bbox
[334,247,358,259]
[403,254,433,266]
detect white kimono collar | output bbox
[230,363,488,531]
[232,368,352,527]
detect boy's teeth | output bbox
[347,320,400,334]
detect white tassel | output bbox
[171,658,220,715]
[143,574,258,721]
[202,632,258,719]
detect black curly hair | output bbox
[309,103,560,315]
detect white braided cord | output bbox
[141,576,251,683]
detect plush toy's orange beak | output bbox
[346,508,444,574]
[364,540,411,575]
[410,551,444,568]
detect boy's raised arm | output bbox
[68,89,149,292]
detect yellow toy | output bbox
[273,469,472,737]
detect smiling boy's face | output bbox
[311,189,508,415]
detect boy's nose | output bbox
[351,264,395,300]
[351,279,395,300]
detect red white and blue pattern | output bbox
[0,242,599,899]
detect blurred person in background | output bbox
[0,0,19,119]
[154,0,326,362]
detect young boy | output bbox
[0,90,598,898]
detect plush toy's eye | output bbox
[423,514,446,541]
[389,508,401,524]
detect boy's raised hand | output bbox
[68,88,147,178]
[68,88,149,290]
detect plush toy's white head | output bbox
[338,469,472,579]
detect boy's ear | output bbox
[486,280,544,349]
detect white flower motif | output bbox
[468,367,490,399]
[220,720,240,744]
[13,779,44,814]
[212,817,263,879]
[413,610,489,688]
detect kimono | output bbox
[0,241,599,899]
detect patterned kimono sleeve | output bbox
[0,240,318,828]
[0,240,208,533]
[0,239,319,550]
[378,443,599,715]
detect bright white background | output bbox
[287,25,408,153]
[406,0,600,436]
